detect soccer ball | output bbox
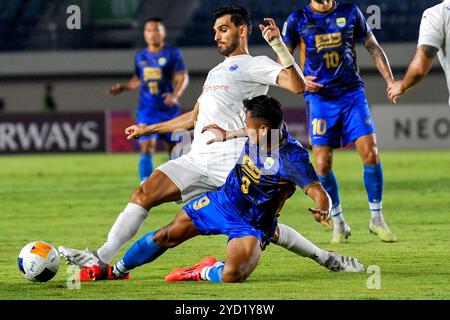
[18,241,60,282]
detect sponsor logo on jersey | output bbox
[315,32,342,52]
[143,67,162,80]
[242,154,262,183]
[336,17,346,28]
[229,64,239,71]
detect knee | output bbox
[315,157,332,176]
[362,147,380,166]
[140,142,156,155]
[131,185,154,209]
[153,228,178,249]
[221,268,247,283]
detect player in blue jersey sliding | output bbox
[109,18,189,183]
[282,0,397,244]
[109,95,364,282]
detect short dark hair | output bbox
[243,96,283,129]
[214,5,252,34]
[144,17,163,27]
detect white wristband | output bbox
[263,34,295,68]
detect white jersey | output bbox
[418,0,450,106]
[190,54,283,156]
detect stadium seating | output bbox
[0,0,443,51]
[0,0,47,50]
[175,0,442,46]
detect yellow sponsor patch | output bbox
[143,67,162,81]
[241,154,262,183]
[315,32,342,53]
[31,242,52,258]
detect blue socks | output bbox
[119,231,166,271]
[201,261,225,283]
[318,171,340,207]
[139,154,154,182]
[363,163,383,203]
[318,171,345,222]
[364,163,384,219]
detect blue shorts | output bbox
[183,191,272,249]
[305,88,376,148]
[136,107,180,143]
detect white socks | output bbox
[97,203,148,264]
[331,204,346,223]
[369,201,383,222]
[276,223,329,266]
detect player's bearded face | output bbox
[217,32,240,56]
[214,17,242,57]
[245,113,268,145]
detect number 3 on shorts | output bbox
[193,196,210,210]
[312,118,327,136]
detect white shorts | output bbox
[156,150,239,203]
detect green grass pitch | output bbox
[1,151,449,300]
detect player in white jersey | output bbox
[59,6,334,281]
[388,0,450,105]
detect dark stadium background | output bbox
[0,0,448,152]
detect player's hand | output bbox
[125,124,150,140]
[387,80,405,104]
[202,124,227,144]
[305,76,323,92]
[308,208,332,230]
[259,18,281,43]
[109,83,124,96]
[162,93,179,106]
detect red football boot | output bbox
[165,256,217,282]
[77,265,130,281]
[77,265,107,282]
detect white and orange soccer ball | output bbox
[18,241,60,282]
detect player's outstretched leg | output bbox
[111,209,201,280]
[313,146,351,244]
[273,224,364,272]
[59,170,182,279]
[356,134,396,242]
[165,236,261,283]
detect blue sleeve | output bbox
[353,4,371,42]
[280,146,319,192]
[134,54,140,78]
[172,48,186,73]
[282,12,300,48]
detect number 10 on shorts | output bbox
[312,119,327,135]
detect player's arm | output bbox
[305,184,332,230]
[259,18,306,94]
[201,124,247,145]
[109,76,141,96]
[163,71,189,106]
[387,45,437,104]
[364,32,394,86]
[125,102,199,140]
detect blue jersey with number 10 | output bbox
[282,2,371,98]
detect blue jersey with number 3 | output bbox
[282,2,371,98]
